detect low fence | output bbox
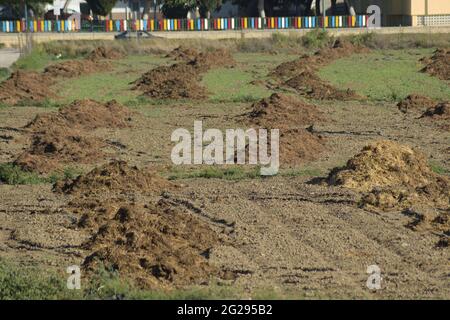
[0,15,368,33]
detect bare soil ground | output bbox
[0,46,449,299]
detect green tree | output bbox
[0,0,52,18]
[199,0,222,19]
[232,0,318,17]
[162,0,222,19]
[85,0,117,16]
[161,0,195,18]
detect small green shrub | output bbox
[302,29,332,49]
[48,166,82,184]
[350,32,375,47]
[0,163,45,185]
[0,67,10,80]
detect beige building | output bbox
[352,0,450,26]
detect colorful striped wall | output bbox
[0,16,368,33]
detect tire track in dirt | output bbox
[176,177,449,298]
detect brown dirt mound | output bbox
[190,48,236,71]
[132,63,207,99]
[87,46,126,60]
[134,48,234,100]
[285,70,360,100]
[16,99,133,173]
[166,46,200,61]
[271,40,367,101]
[396,94,437,114]
[44,59,111,78]
[14,126,104,174]
[280,129,326,165]
[327,140,450,210]
[81,200,219,288]
[420,48,450,81]
[421,102,450,130]
[27,99,133,131]
[421,102,450,119]
[246,93,325,128]
[271,40,368,79]
[55,160,175,196]
[0,70,54,105]
[403,207,449,233]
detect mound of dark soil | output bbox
[16,100,133,173]
[247,93,325,128]
[14,126,104,174]
[397,94,437,114]
[271,40,367,101]
[44,59,111,78]
[421,102,450,119]
[27,99,133,131]
[0,70,54,105]
[271,40,368,79]
[420,48,450,81]
[280,129,326,165]
[190,48,236,71]
[88,46,126,60]
[421,102,450,130]
[166,46,200,62]
[285,70,360,100]
[132,63,207,100]
[56,160,175,196]
[327,140,450,210]
[81,200,219,289]
[134,48,234,100]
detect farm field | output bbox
[0,32,448,299]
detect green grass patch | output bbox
[48,167,83,184]
[53,55,168,105]
[0,67,10,82]
[0,260,238,300]
[54,71,139,104]
[168,166,262,181]
[168,167,325,181]
[0,163,45,185]
[430,162,450,176]
[15,98,62,109]
[0,259,81,300]
[0,163,83,185]
[279,168,324,177]
[0,259,350,299]
[202,67,269,103]
[13,47,56,71]
[319,49,450,102]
